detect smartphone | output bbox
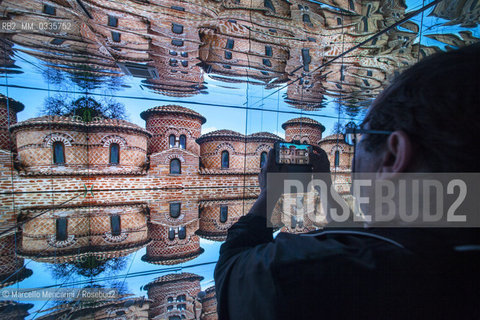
[275,141,312,165]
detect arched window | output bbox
[260,151,268,168]
[178,226,186,239]
[168,227,175,241]
[334,150,340,167]
[291,215,297,229]
[56,218,67,241]
[220,205,228,223]
[53,141,65,164]
[221,150,229,169]
[170,158,181,174]
[169,134,176,148]
[110,215,121,236]
[109,143,120,164]
[170,202,181,218]
[177,294,186,302]
[179,135,186,149]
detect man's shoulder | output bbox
[271,228,413,270]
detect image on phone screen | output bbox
[276,142,311,165]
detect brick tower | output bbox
[281,117,325,147]
[142,222,204,265]
[0,94,24,150]
[140,105,206,155]
[144,272,204,319]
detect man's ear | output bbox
[377,130,413,178]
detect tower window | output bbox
[221,151,229,169]
[349,0,355,11]
[177,294,186,302]
[170,202,181,218]
[108,16,118,27]
[179,135,186,149]
[110,215,121,236]
[264,0,276,13]
[172,23,184,34]
[225,51,232,60]
[169,134,176,148]
[53,141,65,164]
[50,38,65,45]
[43,4,56,15]
[178,226,186,239]
[111,31,121,42]
[56,218,67,241]
[226,39,235,50]
[265,46,273,57]
[303,14,312,25]
[168,227,175,240]
[170,159,181,174]
[220,205,228,223]
[337,17,342,25]
[260,151,267,168]
[171,39,184,46]
[334,150,340,167]
[109,143,120,164]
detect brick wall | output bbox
[199,138,274,171]
[0,234,25,279]
[18,204,149,262]
[285,124,323,146]
[13,128,148,174]
[146,273,203,320]
[145,114,202,155]
[0,102,18,151]
[201,286,218,320]
[143,221,202,265]
[197,199,255,240]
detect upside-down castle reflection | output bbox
[1,0,476,107]
[2,95,353,267]
[33,272,218,320]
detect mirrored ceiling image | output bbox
[0,0,479,318]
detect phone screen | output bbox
[275,142,312,165]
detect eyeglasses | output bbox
[344,122,393,146]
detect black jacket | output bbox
[214,214,480,319]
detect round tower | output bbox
[144,273,203,320]
[142,222,204,265]
[319,133,354,195]
[281,117,325,147]
[196,198,255,241]
[246,132,282,169]
[140,105,206,155]
[196,130,246,172]
[200,286,218,320]
[9,116,150,175]
[0,94,24,150]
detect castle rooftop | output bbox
[9,115,152,136]
[281,117,326,132]
[196,129,244,143]
[0,94,25,112]
[247,131,283,141]
[143,272,204,290]
[320,133,345,142]
[140,105,207,124]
